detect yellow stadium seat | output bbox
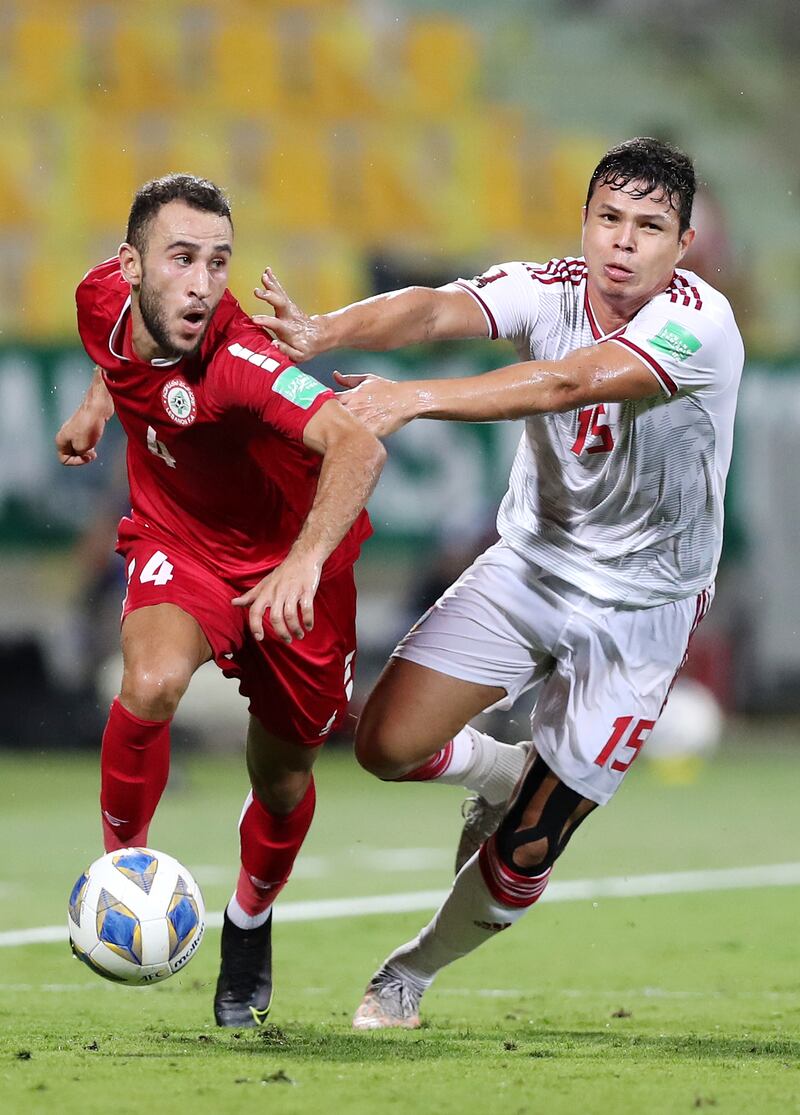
[90,13,182,112]
[210,20,281,113]
[304,15,378,117]
[541,136,604,241]
[0,132,35,229]
[361,152,428,246]
[309,233,365,311]
[72,115,139,230]
[404,17,478,116]
[12,6,80,110]
[478,105,527,237]
[21,244,76,338]
[259,119,334,233]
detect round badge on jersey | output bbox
[162,379,197,426]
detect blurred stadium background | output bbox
[1,0,799,762]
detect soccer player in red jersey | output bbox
[56,174,385,1026]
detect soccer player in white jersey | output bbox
[254,137,744,1030]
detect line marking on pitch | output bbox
[2,861,799,949]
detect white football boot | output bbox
[352,964,425,1030]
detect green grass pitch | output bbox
[2,728,800,1114]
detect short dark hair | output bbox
[585,138,696,235]
[126,173,233,254]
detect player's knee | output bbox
[353,708,410,779]
[494,816,559,875]
[250,769,310,815]
[120,660,192,720]
[353,727,402,778]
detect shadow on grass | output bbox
[9,1015,799,1065]
[65,1023,800,1065]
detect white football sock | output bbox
[384,855,536,986]
[226,893,272,930]
[433,726,528,805]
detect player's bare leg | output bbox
[356,658,531,873]
[354,751,596,1030]
[356,657,528,803]
[215,716,321,1028]
[101,604,212,850]
[119,603,213,721]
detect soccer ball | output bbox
[68,847,205,985]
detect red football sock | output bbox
[396,741,454,781]
[235,778,316,916]
[479,834,552,907]
[100,697,171,851]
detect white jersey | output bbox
[456,258,744,607]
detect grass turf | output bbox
[2,730,800,1113]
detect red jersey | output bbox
[76,258,371,586]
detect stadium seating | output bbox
[1,0,587,339]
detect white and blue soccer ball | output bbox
[68,848,205,985]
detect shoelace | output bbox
[221,931,268,995]
[461,795,484,821]
[373,973,421,1018]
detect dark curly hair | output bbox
[126,174,232,254]
[585,138,696,235]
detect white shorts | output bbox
[394,541,712,805]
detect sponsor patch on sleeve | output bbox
[271,366,328,409]
[648,320,702,361]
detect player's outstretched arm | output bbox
[232,400,385,644]
[251,268,487,362]
[334,343,661,435]
[55,366,115,465]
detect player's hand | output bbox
[231,551,323,644]
[56,366,114,466]
[55,408,107,466]
[334,372,415,437]
[251,268,323,363]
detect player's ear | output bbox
[118,242,142,287]
[676,226,696,263]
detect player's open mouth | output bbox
[181,311,206,333]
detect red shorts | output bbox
[116,518,357,746]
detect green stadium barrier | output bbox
[0,343,795,556]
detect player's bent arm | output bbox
[339,343,660,434]
[80,366,115,419]
[295,400,386,560]
[233,401,385,643]
[55,365,116,465]
[254,268,487,360]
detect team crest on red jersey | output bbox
[162,379,197,426]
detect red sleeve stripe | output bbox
[660,587,712,715]
[673,275,691,308]
[531,256,586,278]
[584,294,602,339]
[532,272,586,287]
[528,258,587,287]
[668,273,703,311]
[454,280,498,339]
[606,336,679,395]
[584,294,627,342]
[682,275,703,311]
